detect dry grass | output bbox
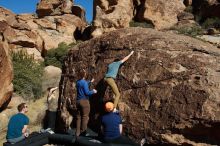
[26,97,47,126]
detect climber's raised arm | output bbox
[120,51,134,63]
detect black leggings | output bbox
[47,111,57,130]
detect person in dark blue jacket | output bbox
[76,69,97,137]
[101,102,139,145]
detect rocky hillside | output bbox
[91,0,220,38]
[92,0,185,37]
[58,27,220,145]
[1,0,220,145]
[0,0,86,61]
[0,0,87,109]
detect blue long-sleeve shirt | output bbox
[76,79,94,100]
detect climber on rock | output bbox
[104,51,134,112]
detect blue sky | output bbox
[0,0,93,22]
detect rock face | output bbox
[72,5,86,22]
[0,41,13,111]
[0,6,86,60]
[92,0,134,37]
[92,0,185,37]
[42,65,62,92]
[58,27,220,145]
[136,0,185,30]
[36,0,73,18]
[0,5,86,109]
[192,0,220,19]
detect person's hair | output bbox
[17,103,26,112]
[47,87,54,91]
[113,58,120,62]
[78,69,86,79]
[105,102,114,112]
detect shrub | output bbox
[12,50,44,99]
[184,6,193,13]
[202,17,220,29]
[44,42,79,68]
[195,15,202,23]
[129,20,154,28]
[173,25,203,37]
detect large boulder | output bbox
[0,7,17,28]
[0,16,9,33]
[0,7,15,17]
[0,41,13,111]
[42,65,62,93]
[136,0,185,30]
[92,0,134,37]
[58,27,220,145]
[34,14,86,52]
[36,0,73,18]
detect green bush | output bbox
[184,6,193,13]
[202,17,220,29]
[44,42,79,68]
[129,20,154,28]
[173,25,203,37]
[195,15,202,23]
[12,50,44,99]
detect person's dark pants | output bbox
[47,110,57,130]
[4,132,50,146]
[76,99,90,136]
[104,136,139,146]
[7,135,25,144]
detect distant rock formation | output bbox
[136,0,185,30]
[92,0,185,37]
[0,5,86,61]
[92,0,134,37]
[36,0,73,18]
[58,27,220,145]
[192,0,220,19]
[92,0,220,37]
[0,3,86,109]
